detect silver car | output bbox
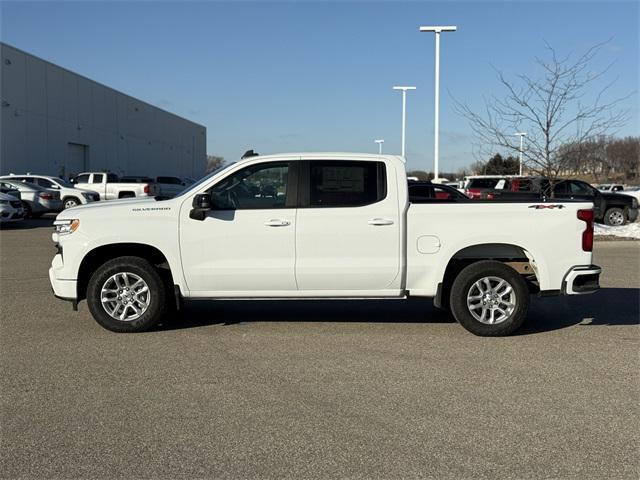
[0,180,62,218]
[0,192,24,223]
[156,176,196,198]
[0,174,99,209]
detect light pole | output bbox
[420,25,457,181]
[514,132,527,176]
[374,139,385,154]
[392,86,416,158]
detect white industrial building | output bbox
[0,43,206,179]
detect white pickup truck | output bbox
[71,172,159,200]
[49,153,601,336]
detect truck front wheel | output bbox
[604,207,626,226]
[86,256,167,332]
[449,260,530,336]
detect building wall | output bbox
[0,43,206,179]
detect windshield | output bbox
[173,163,236,197]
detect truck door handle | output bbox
[264,219,290,227]
[368,218,394,226]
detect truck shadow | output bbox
[154,287,639,334]
[521,287,639,334]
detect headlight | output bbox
[81,192,91,199]
[53,219,80,235]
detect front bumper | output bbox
[562,265,601,295]
[49,254,77,299]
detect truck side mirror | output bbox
[189,193,211,221]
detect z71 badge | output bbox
[528,204,565,209]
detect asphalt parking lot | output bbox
[1,218,638,479]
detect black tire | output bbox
[22,202,32,218]
[604,207,626,226]
[86,256,167,333]
[449,260,530,336]
[63,197,80,209]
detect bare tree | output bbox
[206,155,225,173]
[607,136,640,180]
[455,40,632,188]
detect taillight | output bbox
[467,188,481,199]
[144,185,149,194]
[577,209,594,252]
[39,192,53,200]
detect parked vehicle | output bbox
[596,184,625,192]
[0,179,62,217]
[408,181,470,202]
[120,176,155,183]
[0,192,24,223]
[619,187,640,202]
[461,175,521,199]
[0,182,21,200]
[50,153,600,337]
[487,178,638,226]
[71,172,159,200]
[0,174,100,209]
[156,176,196,198]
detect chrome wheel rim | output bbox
[467,276,516,325]
[100,272,150,322]
[64,199,78,208]
[609,211,624,225]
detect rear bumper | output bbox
[562,265,601,295]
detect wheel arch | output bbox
[77,243,174,301]
[435,243,537,309]
[62,195,81,204]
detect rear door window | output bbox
[92,174,104,184]
[468,179,500,189]
[307,161,386,208]
[36,178,54,188]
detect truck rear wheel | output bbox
[86,256,167,333]
[449,260,529,336]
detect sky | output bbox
[1,0,638,173]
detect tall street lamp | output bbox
[392,86,416,158]
[420,25,457,181]
[374,139,385,154]
[514,132,527,176]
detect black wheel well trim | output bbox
[62,195,80,202]
[76,243,174,301]
[437,243,537,306]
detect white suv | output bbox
[0,175,100,209]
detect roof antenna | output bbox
[241,149,259,159]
